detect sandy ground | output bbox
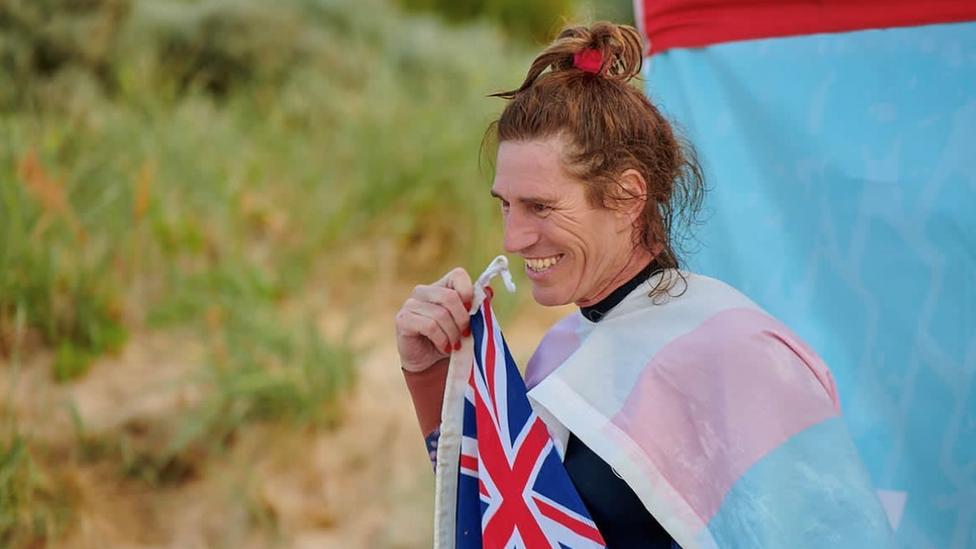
[2,286,574,549]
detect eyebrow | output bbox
[490,189,558,206]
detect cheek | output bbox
[580,223,618,254]
[548,215,590,249]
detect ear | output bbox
[614,169,648,231]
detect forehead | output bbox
[491,138,578,198]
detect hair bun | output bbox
[559,22,643,81]
[493,22,645,99]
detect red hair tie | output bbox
[573,48,603,74]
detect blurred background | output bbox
[0,0,634,547]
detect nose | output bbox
[502,209,538,254]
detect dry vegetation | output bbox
[0,0,626,546]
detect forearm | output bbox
[402,358,449,469]
[402,357,449,436]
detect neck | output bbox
[574,248,655,308]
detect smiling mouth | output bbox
[525,255,564,273]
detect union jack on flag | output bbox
[453,288,606,549]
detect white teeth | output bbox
[526,256,561,272]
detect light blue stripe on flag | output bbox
[702,417,895,549]
[644,21,976,549]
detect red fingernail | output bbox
[443,344,452,354]
[454,341,461,351]
[463,301,472,311]
[462,327,471,337]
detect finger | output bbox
[397,304,455,355]
[439,267,475,312]
[416,285,472,339]
[412,298,464,350]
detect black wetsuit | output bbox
[565,261,679,549]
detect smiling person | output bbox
[395,21,895,549]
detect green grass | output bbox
[0,0,531,378]
[0,0,616,543]
[149,305,357,481]
[0,428,72,548]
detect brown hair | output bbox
[486,22,706,287]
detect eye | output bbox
[499,199,510,213]
[531,203,551,214]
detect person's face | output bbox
[491,137,637,307]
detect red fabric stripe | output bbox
[461,453,479,472]
[533,496,604,544]
[483,296,502,427]
[638,0,976,54]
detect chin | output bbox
[530,286,571,308]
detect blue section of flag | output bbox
[505,343,534,447]
[645,21,976,548]
[703,417,896,548]
[532,451,592,520]
[463,395,477,439]
[457,470,484,549]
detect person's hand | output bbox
[395,267,474,373]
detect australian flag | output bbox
[453,289,606,549]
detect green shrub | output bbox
[578,0,635,26]
[1,0,529,375]
[0,432,72,548]
[113,303,356,485]
[0,4,547,543]
[0,0,132,109]
[0,145,129,378]
[393,0,576,42]
[121,0,317,97]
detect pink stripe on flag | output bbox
[610,307,840,523]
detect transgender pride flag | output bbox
[435,257,897,549]
[634,2,976,547]
[522,271,896,549]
